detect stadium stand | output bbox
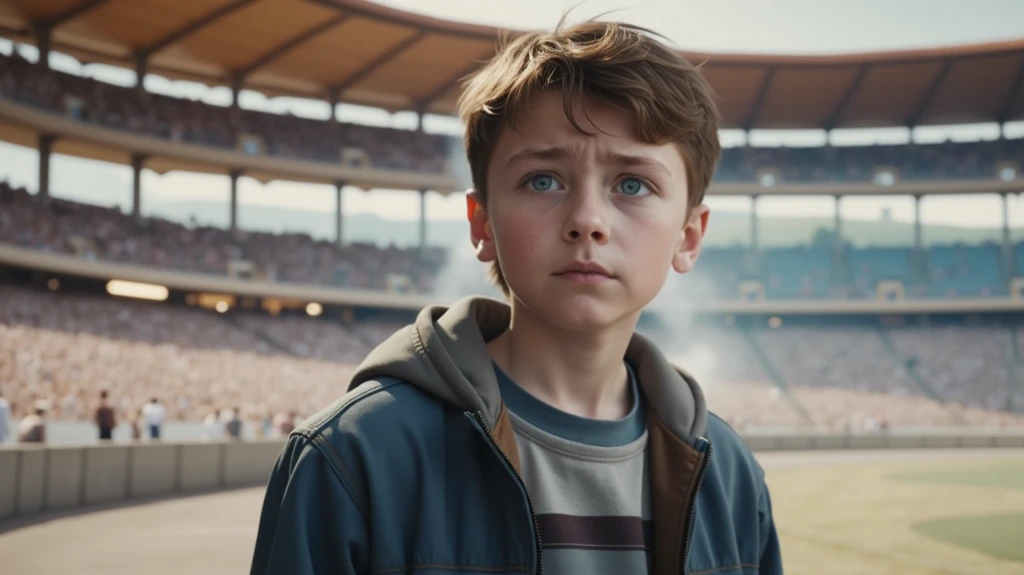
[716,140,1024,183]
[0,51,452,174]
[6,177,1024,300]
[760,247,834,299]
[2,51,1022,185]
[0,284,408,428]
[925,244,1007,298]
[0,181,446,292]
[4,282,1022,437]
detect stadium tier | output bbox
[2,51,1022,184]
[3,283,1022,434]
[3,180,1023,299]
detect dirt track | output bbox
[1,448,1021,575]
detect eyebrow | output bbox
[504,145,671,175]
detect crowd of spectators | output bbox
[0,181,446,292]
[0,284,405,436]
[716,139,1024,184]
[4,51,1023,185]
[753,326,920,396]
[0,51,451,173]
[644,321,1024,432]
[888,325,1023,412]
[1,284,1022,442]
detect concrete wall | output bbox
[0,440,285,524]
[1,432,1023,524]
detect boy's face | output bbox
[469,91,709,331]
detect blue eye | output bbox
[527,174,559,192]
[618,177,650,197]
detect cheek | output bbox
[490,207,551,276]
[620,212,683,270]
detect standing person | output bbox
[142,397,166,441]
[252,20,781,575]
[225,407,243,440]
[127,409,142,442]
[204,408,224,442]
[18,402,47,443]
[94,390,117,441]
[0,387,10,445]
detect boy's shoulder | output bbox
[704,411,766,482]
[294,377,445,443]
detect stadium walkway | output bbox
[1,449,1021,574]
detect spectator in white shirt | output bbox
[141,398,166,441]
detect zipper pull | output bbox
[693,436,710,453]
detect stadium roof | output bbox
[1,0,1023,129]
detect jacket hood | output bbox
[348,297,708,443]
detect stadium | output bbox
[0,0,1022,573]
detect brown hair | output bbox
[458,20,721,294]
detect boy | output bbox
[252,20,782,575]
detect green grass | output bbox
[913,513,1024,563]
[767,455,1024,574]
[889,463,1024,490]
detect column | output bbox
[913,194,923,253]
[419,188,428,250]
[328,89,340,124]
[230,79,242,110]
[335,181,346,247]
[131,154,145,219]
[750,194,759,251]
[34,24,52,68]
[134,54,148,97]
[833,194,843,257]
[1003,192,1015,279]
[229,169,241,233]
[38,134,55,201]
[912,194,925,286]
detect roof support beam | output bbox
[329,30,428,94]
[906,59,954,127]
[137,0,254,59]
[40,0,112,28]
[743,68,775,131]
[824,65,869,131]
[31,0,110,67]
[232,14,349,83]
[415,59,483,111]
[996,57,1024,124]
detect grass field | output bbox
[763,450,1024,575]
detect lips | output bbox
[553,261,614,284]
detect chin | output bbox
[517,291,636,332]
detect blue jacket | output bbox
[252,298,782,575]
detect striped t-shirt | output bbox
[494,362,650,575]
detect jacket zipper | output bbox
[469,411,544,575]
[681,437,712,575]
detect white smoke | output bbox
[643,268,724,389]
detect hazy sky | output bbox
[1,0,1023,245]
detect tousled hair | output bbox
[458,19,721,295]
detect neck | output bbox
[487,298,639,420]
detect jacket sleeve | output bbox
[757,480,783,574]
[251,434,369,575]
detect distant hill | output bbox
[146,199,1005,249]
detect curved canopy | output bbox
[0,0,1022,128]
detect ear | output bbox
[672,203,710,274]
[467,190,497,263]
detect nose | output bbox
[562,185,610,244]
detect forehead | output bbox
[490,91,686,171]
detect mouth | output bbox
[553,261,614,285]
